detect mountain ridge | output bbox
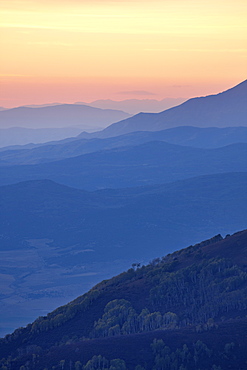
[81,97,186,114]
[0,141,246,189]
[83,80,247,138]
[0,104,131,130]
[1,126,247,165]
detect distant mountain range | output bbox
[76,97,186,114]
[0,98,185,147]
[0,126,246,165]
[0,141,246,189]
[0,81,245,148]
[82,80,247,138]
[5,97,185,114]
[0,104,131,130]
[1,229,247,369]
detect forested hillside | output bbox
[1,230,246,369]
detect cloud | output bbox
[116,90,157,96]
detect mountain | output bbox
[1,230,246,369]
[3,98,185,114]
[0,104,131,130]
[84,80,247,138]
[0,126,247,165]
[22,103,62,108]
[80,97,186,114]
[0,173,246,337]
[0,141,246,190]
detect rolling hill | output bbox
[0,127,84,148]
[0,141,246,190]
[0,104,131,130]
[0,126,247,165]
[1,230,246,369]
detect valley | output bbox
[0,81,246,368]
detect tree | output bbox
[60,360,65,370]
[75,361,82,370]
[84,355,109,370]
[109,359,126,370]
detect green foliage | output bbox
[91,299,179,338]
[28,288,102,336]
[59,360,66,370]
[75,361,82,370]
[149,257,247,324]
[224,342,235,354]
[91,255,247,340]
[193,340,212,365]
[83,356,126,370]
[84,355,109,370]
[151,338,214,370]
[109,359,126,370]
[92,299,134,337]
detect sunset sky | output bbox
[0,0,246,107]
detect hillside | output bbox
[0,127,84,148]
[0,173,246,337]
[1,126,247,165]
[0,141,246,189]
[1,230,246,369]
[0,127,85,148]
[85,80,247,138]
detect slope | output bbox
[0,127,85,148]
[1,230,246,369]
[87,79,247,138]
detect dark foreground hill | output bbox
[0,141,246,189]
[81,79,247,138]
[1,126,247,165]
[1,230,247,369]
[0,173,246,339]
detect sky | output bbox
[0,0,246,108]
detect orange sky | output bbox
[0,0,246,107]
